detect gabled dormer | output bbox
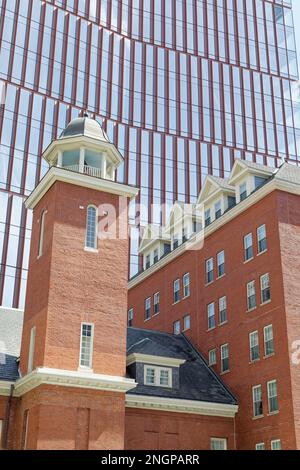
[139,225,171,270]
[229,160,274,203]
[197,176,236,227]
[164,201,202,250]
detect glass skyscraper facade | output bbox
[0,0,299,308]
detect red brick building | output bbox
[128,159,300,450]
[0,118,238,450]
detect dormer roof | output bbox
[229,159,274,185]
[139,224,169,254]
[197,175,235,204]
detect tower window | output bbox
[79,323,94,369]
[85,205,97,250]
[38,210,46,258]
[27,326,36,374]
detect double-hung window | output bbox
[257,224,267,253]
[249,331,260,362]
[86,205,97,250]
[215,200,222,219]
[205,209,211,227]
[173,279,180,303]
[154,292,160,314]
[173,320,180,335]
[264,325,274,356]
[240,182,247,201]
[221,344,229,372]
[209,349,217,366]
[247,280,256,310]
[145,297,151,320]
[217,251,225,277]
[267,380,278,413]
[219,296,227,324]
[128,308,134,327]
[206,258,214,283]
[207,303,215,330]
[260,273,270,303]
[183,273,190,298]
[253,385,263,417]
[244,233,253,261]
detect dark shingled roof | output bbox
[0,354,19,381]
[0,308,23,382]
[127,327,237,405]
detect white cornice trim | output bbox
[0,380,14,396]
[126,353,186,368]
[25,167,139,209]
[125,394,238,418]
[129,179,298,289]
[13,368,137,397]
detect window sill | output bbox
[263,353,275,359]
[244,257,254,264]
[78,367,94,373]
[172,300,180,306]
[144,317,151,323]
[260,300,271,307]
[207,327,216,332]
[247,306,257,313]
[249,358,260,365]
[220,370,230,376]
[182,295,191,300]
[252,415,264,421]
[84,247,98,253]
[216,273,226,281]
[267,411,279,417]
[182,328,190,333]
[205,281,214,287]
[257,249,268,257]
[153,312,160,317]
[219,320,228,327]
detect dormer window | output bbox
[205,209,211,227]
[254,176,267,190]
[153,249,159,263]
[144,366,172,388]
[239,182,247,201]
[145,254,151,269]
[215,200,222,219]
[173,234,179,249]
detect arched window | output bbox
[86,205,97,249]
[38,210,46,258]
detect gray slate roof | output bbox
[0,308,23,382]
[127,327,237,405]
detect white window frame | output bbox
[183,314,191,331]
[207,302,215,330]
[153,292,160,315]
[145,254,151,269]
[255,443,265,450]
[247,280,256,310]
[206,257,214,283]
[144,366,172,388]
[221,343,229,372]
[217,250,225,277]
[0,419,3,450]
[85,205,98,251]
[271,439,281,450]
[183,273,190,298]
[209,348,217,366]
[79,323,94,370]
[173,320,181,335]
[153,248,159,263]
[244,233,253,261]
[264,324,274,357]
[38,210,46,258]
[219,296,227,324]
[267,380,278,414]
[260,273,270,304]
[239,181,247,201]
[27,326,36,374]
[211,438,227,450]
[252,384,263,417]
[257,224,267,254]
[128,308,134,326]
[145,297,151,320]
[173,279,180,303]
[249,330,260,362]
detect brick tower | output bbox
[15,116,138,450]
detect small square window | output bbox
[211,438,227,450]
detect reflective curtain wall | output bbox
[0,0,299,308]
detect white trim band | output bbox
[125,394,238,418]
[127,353,186,368]
[13,368,137,397]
